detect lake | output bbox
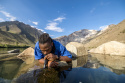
[0,49,125,83]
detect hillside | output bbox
[0,21,43,47]
[55,29,98,46]
[85,20,125,50]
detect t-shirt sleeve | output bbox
[60,44,72,59]
[34,43,44,60]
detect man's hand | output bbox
[44,53,58,61]
[48,61,59,68]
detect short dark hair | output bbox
[39,33,52,44]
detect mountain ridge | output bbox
[55,19,125,50]
[0,21,43,47]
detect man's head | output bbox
[39,33,53,55]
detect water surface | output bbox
[0,54,125,83]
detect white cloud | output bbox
[31,26,37,28]
[90,8,96,13]
[0,18,5,22]
[54,17,65,22]
[0,11,16,21]
[45,22,63,32]
[32,22,38,25]
[50,35,54,37]
[31,25,46,33]
[38,29,44,32]
[45,16,65,32]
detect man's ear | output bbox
[51,42,53,46]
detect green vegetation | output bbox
[0,44,30,48]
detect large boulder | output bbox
[66,42,88,57]
[17,47,35,64]
[89,41,125,55]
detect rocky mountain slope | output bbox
[55,29,98,46]
[85,19,125,50]
[55,19,125,50]
[0,21,43,46]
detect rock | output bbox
[17,47,35,64]
[54,29,98,46]
[66,42,88,57]
[89,41,125,55]
[8,49,20,53]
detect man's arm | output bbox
[38,58,45,64]
[44,53,72,62]
[59,56,72,62]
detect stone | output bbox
[8,49,20,53]
[89,41,125,55]
[17,47,35,64]
[66,42,88,57]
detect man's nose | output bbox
[43,51,47,55]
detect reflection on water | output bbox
[90,54,125,75]
[15,66,72,83]
[0,48,27,54]
[0,59,23,83]
[63,67,125,83]
[0,53,125,83]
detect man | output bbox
[34,33,72,68]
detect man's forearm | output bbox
[59,56,72,62]
[38,58,45,64]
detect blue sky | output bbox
[0,0,125,38]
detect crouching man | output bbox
[34,33,72,68]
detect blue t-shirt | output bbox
[34,40,72,60]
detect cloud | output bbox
[32,22,38,25]
[99,25,108,31]
[90,8,96,13]
[54,17,65,22]
[31,26,37,28]
[0,18,5,22]
[0,11,16,21]
[50,34,54,37]
[38,29,44,32]
[31,25,46,33]
[45,22,63,32]
[45,16,65,32]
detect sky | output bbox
[0,0,125,38]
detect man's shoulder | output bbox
[53,40,62,45]
[53,40,65,50]
[35,41,40,49]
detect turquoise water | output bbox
[0,54,125,83]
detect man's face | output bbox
[39,42,53,55]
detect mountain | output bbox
[0,21,43,47]
[55,19,125,50]
[85,19,125,50]
[54,29,98,46]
